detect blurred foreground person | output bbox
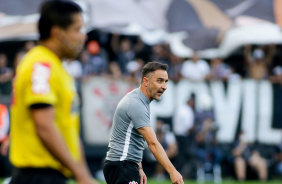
[103,62,184,184]
[10,1,98,184]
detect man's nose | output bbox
[162,82,167,90]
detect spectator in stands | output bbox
[269,65,282,85]
[124,59,143,85]
[0,104,11,177]
[80,49,91,81]
[111,34,135,75]
[167,54,183,83]
[151,44,171,66]
[63,59,83,80]
[80,44,108,83]
[133,36,146,54]
[228,66,241,82]
[274,142,282,176]
[180,51,210,82]
[244,44,275,80]
[231,131,268,181]
[14,50,26,70]
[0,53,13,95]
[23,41,36,52]
[133,36,152,63]
[194,93,222,183]
[13,41,37,70]
[208,57,231,81]
[148,119,178,181]
[62,59,83,92]
[87,41,109,75]
[108,61,122,81]
[173,94,195,178]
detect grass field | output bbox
[133,180,282,184]
[98,179,281,184]
[1,178,281,184]
[140,181,282,184]
[69,179,282,184]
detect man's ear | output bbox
[143,77,149,87]
[50,26,64,40]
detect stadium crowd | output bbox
[1,31,282,182]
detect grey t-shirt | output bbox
[106,88,151,163]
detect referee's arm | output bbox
[30,105,96,184]
[138,126,184,184]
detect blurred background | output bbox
[1,0,282,183]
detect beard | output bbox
[149,88,162,101]
[62,38,84,59]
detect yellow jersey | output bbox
[10,45,80,176]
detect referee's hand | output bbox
[169,170,184,184]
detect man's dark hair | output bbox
[141,61,168,82]
[38,0,82,40]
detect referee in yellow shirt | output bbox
[10,1,98,184]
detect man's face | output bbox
[120,39,131,52]
[147,69,168,101]
[60,13,86,59]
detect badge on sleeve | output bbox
[32,63,51,94]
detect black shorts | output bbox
[10,167,67,184]
[103,160,140,184]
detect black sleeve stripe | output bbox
[29,103,53,109]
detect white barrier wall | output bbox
[82,77,282,146]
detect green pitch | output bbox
[143,180,279,184]
[1,178,281,184]
[72,179,281,184]
[116,180,280,184]
[68,179,281,184]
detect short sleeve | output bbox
[127,98,151,129]
[24,62,57,106]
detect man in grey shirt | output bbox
[103,61,184,184]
